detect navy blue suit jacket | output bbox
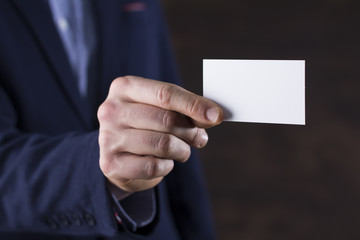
[0,0,215,239]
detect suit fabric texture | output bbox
[0,0,215,239]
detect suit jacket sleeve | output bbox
[0,85,121,236]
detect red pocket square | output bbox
[122,2,146,12]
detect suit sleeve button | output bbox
[58,214,70,226]
[84,213,96,226]
[71,213,82,226]
[45,217,59,230]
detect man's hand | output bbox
[97,76,223,194]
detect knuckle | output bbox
[190,127,201,145]
[97,101,116,122]
[160,110,176,131]
[100,130,127,155]
[98,130,111,148]
[98,129,116,152]
[98,129,126,160]
[186,97,202,117]
[175,142,191,163]
[99,155,113,177]
[100,152,126,179]
[155,134,172,154]
[156,84,174,108]
[143,159,160,179]
[111,76,131,92]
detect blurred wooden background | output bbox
[162,0,360,239]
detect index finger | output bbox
[110,76,224,127]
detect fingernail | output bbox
[206,107,219,123]
[198,131,208,148]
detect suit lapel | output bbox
[12,0,91,129]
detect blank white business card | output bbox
[203,59,305,125]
